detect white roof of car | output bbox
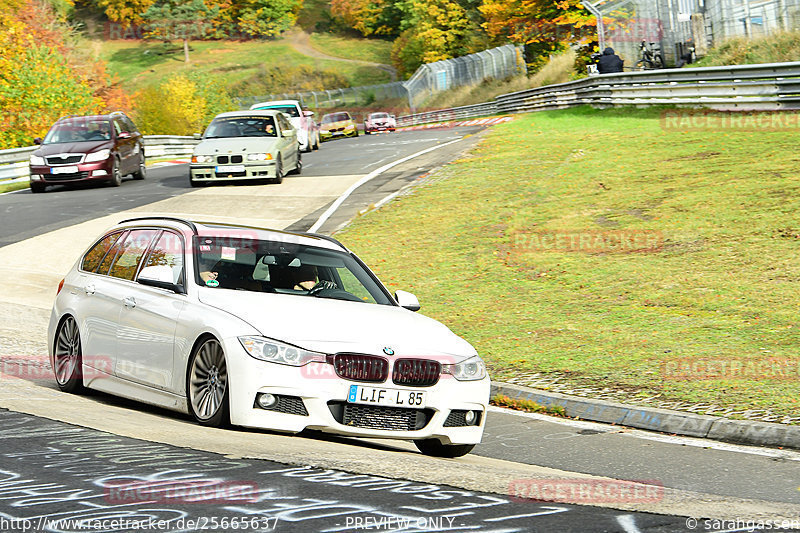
[115,218,347,252]
[212,110,285,119]
[249,100,301,110]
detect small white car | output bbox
[190,110,300,186]
[364,112,397,134]
[249,100,320,152]
[49,218,490,457]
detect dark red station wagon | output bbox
[28,112,146,193]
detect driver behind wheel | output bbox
[291,264,318,291]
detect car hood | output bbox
[321,120,354,130]
[198,289,477,360]
[35,141,111,156]
[194,137,280,155]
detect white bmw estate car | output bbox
[49,218,489,457]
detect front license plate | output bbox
[347,385,426,408]
[51,166,79,174]
[215,165,245,173]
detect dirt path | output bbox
[285,28,398,82]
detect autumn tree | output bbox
[480,0,594,55]
[94,0,156,26]
[330,0,402,36]
[142,0,219,62]
[0,0,118,148]
[233,0,302,37]
[390,0,473,77]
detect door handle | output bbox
[123,297,136,308]
[84,285,95,295]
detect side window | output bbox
[97,231,129,275]
[124,116,138,133]
[108,230,158,281]
[114,119,127,134]
[336,268,376,304]
[82,232,123,273]
[139,231,185,285]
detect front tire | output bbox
[187,337,230,427]
[133,155,146,180]
[53,316,84,393]
[272,155,283,184]
[292,151,302,175]
[30,183,46,193]
[414,439,476,458]
[109,159,122,187]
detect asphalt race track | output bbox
[0,126,798,532]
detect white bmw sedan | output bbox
[49,218,490,457]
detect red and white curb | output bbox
[149,159,190,167]
[398,116,513,131]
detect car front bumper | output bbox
[190,161,278,181]
[366,125,395,133]
[223,337,489,445]
[320,128,357,140]
[30,159,114,185]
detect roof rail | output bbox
[119,217,198,234]
[299,232,347,250]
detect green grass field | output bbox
[336,107,800,419]
[95,38,392,91]
[308,33,394,65]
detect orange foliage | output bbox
[480,0,595,45]
[0,0,133,147]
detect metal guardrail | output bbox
[397,101,498,127]
[397,61,800,125]
[0,136,198,185]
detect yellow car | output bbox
[319,111,359,141]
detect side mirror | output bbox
[118,132,131,139]
[395,290,420,312]
[303,110,314,117]
[193,133,202,140]
[138,266,184,294]
[282,130,293,138]
[33,137,42,145]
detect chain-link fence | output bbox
[594,0,800,67]
[403,45,526,110]
[235,44,526,113]
[235,82,408,111]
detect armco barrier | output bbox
[397,61,800,126]
[0,136,198,186]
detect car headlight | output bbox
[84,149,110,163]
[239,336,326,366]
[192,155,213,163]
[442,355,487,381]
[345,124,355,130]
[246,153,272,161]
[320,129,329,134]
[29,155,45,166]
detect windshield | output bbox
[205,116,277,138]
[370,113,389,119]
[43,118,112,144]
[322,113,350,124]
[193,237,392,305]
[252,105,300,118]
